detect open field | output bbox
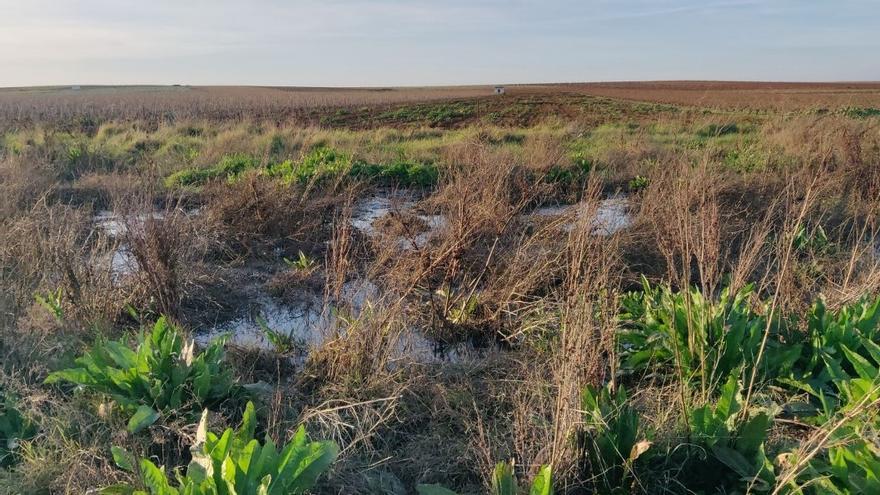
[1,83,880,494]
[2,82,879,128]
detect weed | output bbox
[686,375,776,492]
[105,401,338,494]
[578,385,650,493]
[256,315,304,356]
[34,287,64,323]
[627,175,649,192]
[45,317,237,433]
[282,251,317,272]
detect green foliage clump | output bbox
[0,391,36,468]
[798,437,880,494]
[46,317,237,433]
[627,175,649,192]
[265,146,352,184]
[350,160,439,187]
[165,154,258,188]
[619,278,779,393]
[282,251,317,271]
[779,296,880,414]
[841,107,880,119]
[106,401,338,494]
[380,102,476,126]
[579,384,650,493]
[256,316,303,357]
[687,375,776,491]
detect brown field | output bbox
[506,81,880,110]
[2,81,879,129]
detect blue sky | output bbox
[1,0,878,86]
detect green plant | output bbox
[34,286,64,322]
[256,315,303,356]
[627,175,649,192]
[797,437,880,494]
[349,160,439,187]
[165,154,259,188]
[417,461,552,495]
[265,146,352,184]
[778,296,880,417]
[282,251,317,271]
[105,401,338,494]
[579,384,650,493]
[45,317,237,433]
[0,392,36,468]
[433,286,480,325]
[619,278,783,395]
[792,224,832,256]
[686,375,776,492]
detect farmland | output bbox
[1,82,879,494]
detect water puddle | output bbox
[349,194,447,250]
[195,275,475,364]
[531,196,632,235]
[91,209,197,280]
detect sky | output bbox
[1,0,878,87]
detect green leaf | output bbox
[735,413,770,455]
[529,465,553,495]
[712,445,756,478]
[491,462,518,495]
[140,459,177,495]
[841,344,878,380]
[128,405,160,434]
[236,401,256,446]
[111,446,136,473]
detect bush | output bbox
[350,160,439,187]
[46,317,237,433]
[265,146,353,184]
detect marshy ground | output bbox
[1,83,879,494]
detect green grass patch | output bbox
[164,153,259,188]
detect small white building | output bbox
[71,85,81,90]
[494,85,506,95]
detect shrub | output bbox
[798,438,880,493]
[106,401,338,494]
[779,296,880,416]
[45,317,237,433]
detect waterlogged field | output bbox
[0,84,879,494]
